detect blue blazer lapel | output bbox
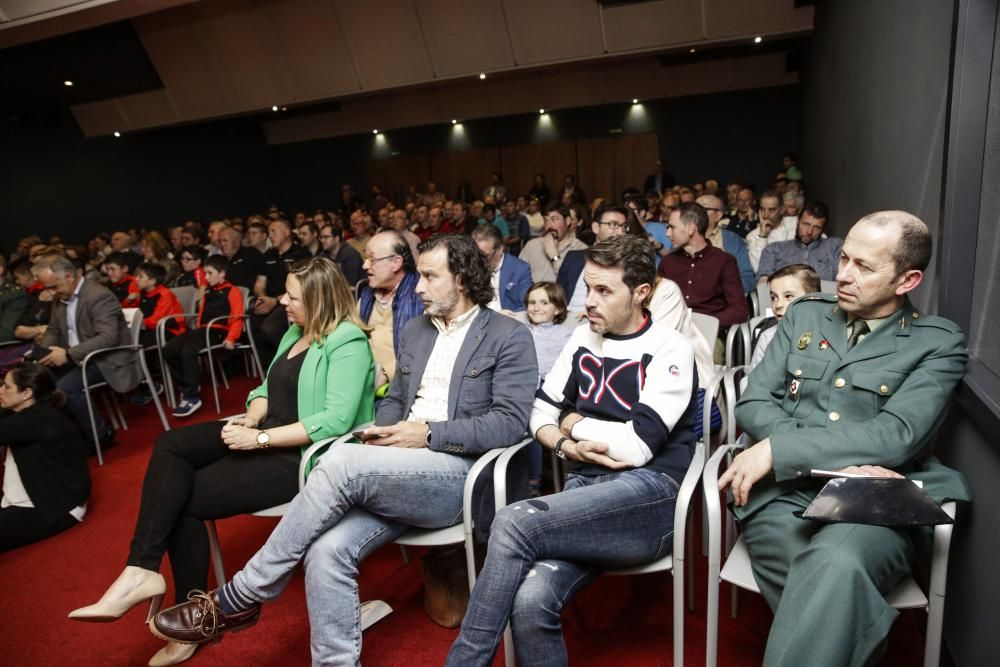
[447,309,490,418]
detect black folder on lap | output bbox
[795,477,954,527]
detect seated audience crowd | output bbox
[0,159,969,667]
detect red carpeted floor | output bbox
[0,375,941,666]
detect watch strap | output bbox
[554,436,569,459]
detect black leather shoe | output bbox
[150,590,260,645]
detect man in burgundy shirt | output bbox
[659,202,749,328]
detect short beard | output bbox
[424,282,461,319]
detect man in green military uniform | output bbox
[723,210,970,666]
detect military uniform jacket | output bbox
[735,293,970,519]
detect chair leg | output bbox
[100,392,119,431]
[206,347,221,414]
[503,624,516,667]
[111,393,127,431]
[205,520,226,587]
[686,513,695,611]
[140,352,171,432]
[399,545,411,565]
[216,356,230,390]
[84,381,103,466]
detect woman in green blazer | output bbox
[69,257,374,667]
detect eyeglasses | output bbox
[596,221,628,231]
[364,254,398,265]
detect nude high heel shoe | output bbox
[68,569,167,623]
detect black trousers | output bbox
[162,328,225,399]
[126,421,300,602]
[0,506,79,552]
[250,307,289,371]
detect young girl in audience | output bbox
[749,263,821,371]
[171,245,208,301]
[524,282,573,496]
[0,363,90,551]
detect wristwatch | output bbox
[256,430,270,449]
[425,426,432,447]
[554,437,569,460]
[549,254,560,263]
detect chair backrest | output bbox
[238,286,251,308]
[124,308,144,345]
[171,286,199,314]
[354,278,368,296]
[690,312,720,347]
[755,282,772,317]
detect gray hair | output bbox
[33,254,76,277]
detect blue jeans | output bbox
[225,442,474,666]
[446,467,680,667]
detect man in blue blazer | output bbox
[151,234,538,666]
[472,222,533,312]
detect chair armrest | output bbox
[702,369,726,445]
[462,446,509,536]
[492,437,534,511]
[156,311,200,346]
[722,366,746,443]
[673,442,706,558]
[703,444,743,568]
[81,344,142,370]
[298,421,374,489]
[725,323,748,369]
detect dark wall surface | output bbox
[1,114,277,250]
[801,0,954,313]
[2,84,801,251]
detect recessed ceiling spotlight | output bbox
[479,73,487,80]
[272,105,279,111]
[451,119,457,124]
[754,36,762,44]
[281,106,287,111]
[63,80,74,87]
[689,48,696,53]
[372,129,379,134]
[539,108,546,114]
[632,98,639,104]
[113,131,121,137]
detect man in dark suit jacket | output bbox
[150,234,538,665]
[35,255,138,443]
[471,222,532,312]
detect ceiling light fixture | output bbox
[451,119,457,124]
[272,105,279,111]
[372,129,379,134]
[632,98,639,104]
[539,108,546,115]
[689,48,696,53]
[281,106,287,111]
[113,131,121,137]
[754,36,762,44]
[63,80,74,87]
[479,73,487,80]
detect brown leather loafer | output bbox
[149,590,260,645]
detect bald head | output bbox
[696,194,723,211]
[856,210,931,275]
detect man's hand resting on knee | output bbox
[719,439,773,506]
[362,421,430,449]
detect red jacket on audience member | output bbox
[195,281,244,345]
[110,275,140,307]
[139,285,184,335]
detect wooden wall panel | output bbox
[499,141,577,199]
[367,155,431,206]
[429,148,501,201]
[577,133,658,203]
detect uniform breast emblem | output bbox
[797,332,812,350]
